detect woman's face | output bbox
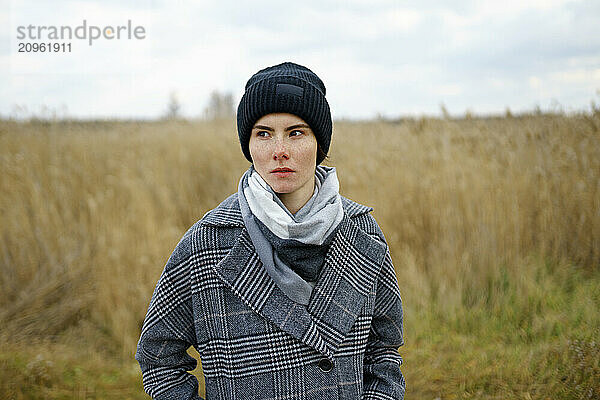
[249,113,318,209]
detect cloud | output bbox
[2,0,599,119]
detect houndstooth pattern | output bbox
[136,194,405,399]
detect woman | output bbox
[136,62,405,399]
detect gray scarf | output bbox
[237,165,344,305]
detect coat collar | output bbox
[201,193,373,228]
[203,194,386,357]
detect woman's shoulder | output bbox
[167,194,242,266]
[340,196,373,216]
[340,196,387,244]
[198,193,244,228]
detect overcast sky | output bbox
[1,0,599,119]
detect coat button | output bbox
[318,358,333,372]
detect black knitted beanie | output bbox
[237,62,332,165]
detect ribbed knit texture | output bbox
[237,62,332,164]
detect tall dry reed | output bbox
[0,114,598,358]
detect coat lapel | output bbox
[209,224,332,357]
[203,193,386,357]
[307,214,387,353]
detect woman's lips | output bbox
[271,167,294,177]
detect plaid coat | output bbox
[136,194,405,399]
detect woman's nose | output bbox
[273,140,289,160]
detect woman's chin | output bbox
[273,187,294,195]
[265,180,295,195]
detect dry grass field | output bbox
[0,114,599,399]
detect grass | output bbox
[0,113,598,399]
[407,257,599,399]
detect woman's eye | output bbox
[290,130,304,137]
[256,131,270,138]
